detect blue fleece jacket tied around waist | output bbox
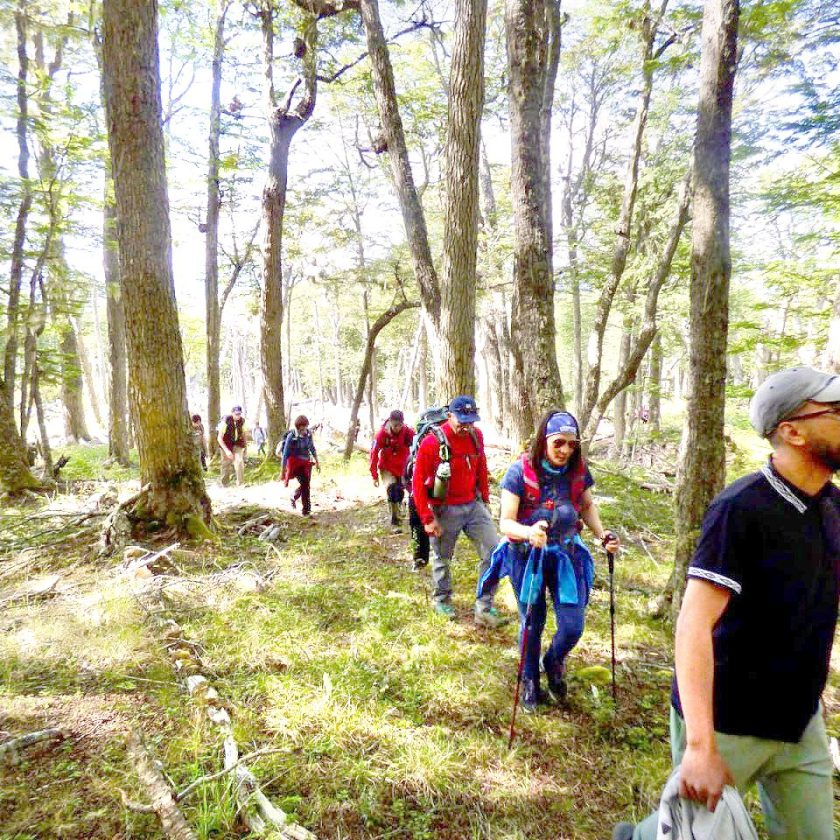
[477,536,594,606]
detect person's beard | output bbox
[808,438,840,472]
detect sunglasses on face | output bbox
[782,406,840,424]
[549,438,578,451]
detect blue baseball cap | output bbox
[448,395,480,424]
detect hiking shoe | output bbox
[474,606,510,629]
[290,494,297,510]
[540,652,567,702]
[611,823,635,840]
[411,557,429,572]
[434,602,456,619]
[521,678,539,714]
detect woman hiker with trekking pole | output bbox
[478,410,620,715]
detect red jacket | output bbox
[370,423,415,479]
[412,420,489,524]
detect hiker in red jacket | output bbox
[370,409,415,529]
[412,395,508,628]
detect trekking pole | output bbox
[508,547,541,749]
[607,547,617,702]
[508,600,532,749]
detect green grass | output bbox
[0,443,837,839]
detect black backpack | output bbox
[404,405,450,483]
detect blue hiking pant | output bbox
[511,545,591,681]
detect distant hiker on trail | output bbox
[217,405,247,486]
[280,414,319,517]
[613,366,840,840]
[370,409,415,530]
[191,414,207,471]
[411,395,508,627]
[479,410,619,713]
[252,422,267,456]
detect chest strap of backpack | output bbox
[518,453,587,521]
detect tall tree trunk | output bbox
[74,321,104,430]
[205,2,229,458]
[103,0,210,527]
[665,0,739,618]
[581,170,692,446]
[505,0,565,438]
[104,190,130,465]
[343,299,419,459]
[4,1,32,416]
[648,331,662,432]
[438,0,488,397]
[257,5,327,454]
[359,0,441,335]
[61,322,92,442]
[579,0,673,433]
[0,379,41,494]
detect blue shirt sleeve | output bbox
[500,461,526,498]
[282,433,293,465]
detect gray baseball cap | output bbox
[749,367,840,437]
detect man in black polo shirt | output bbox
[615,367,840,840]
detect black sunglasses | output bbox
[781,406,840,423]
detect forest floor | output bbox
[1,440,838,839]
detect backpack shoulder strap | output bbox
[429,424,450,461]
[519,453,541,515]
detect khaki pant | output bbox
[220,447,245,486]
[634,706,834,840]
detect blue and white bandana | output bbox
[546,411,579,437]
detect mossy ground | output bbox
[0,437,837,839]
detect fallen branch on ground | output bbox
[0,728,67,764]
[174,747,288,803]
[124,730,197,840]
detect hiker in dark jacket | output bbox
[370,409,415,528]
[191,414,207,471]
[281,415,319,516]
[479,410,618,712]
[217,405,247,486]
[614,367,840,840]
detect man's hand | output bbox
[529,520,548,549]
[315,462,321,472]
[678,744,734,812]
[424,519,442,538]
[372,477,379,487]
[222,449,233,461]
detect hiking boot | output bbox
[521,678,539,714]
[411,556,429,572]
[290,493,297,510]
[540,652,567,702]
[474,606,510,629]
[434,601,456,620]
[611,823,635,840]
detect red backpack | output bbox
[518,453,586,523]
